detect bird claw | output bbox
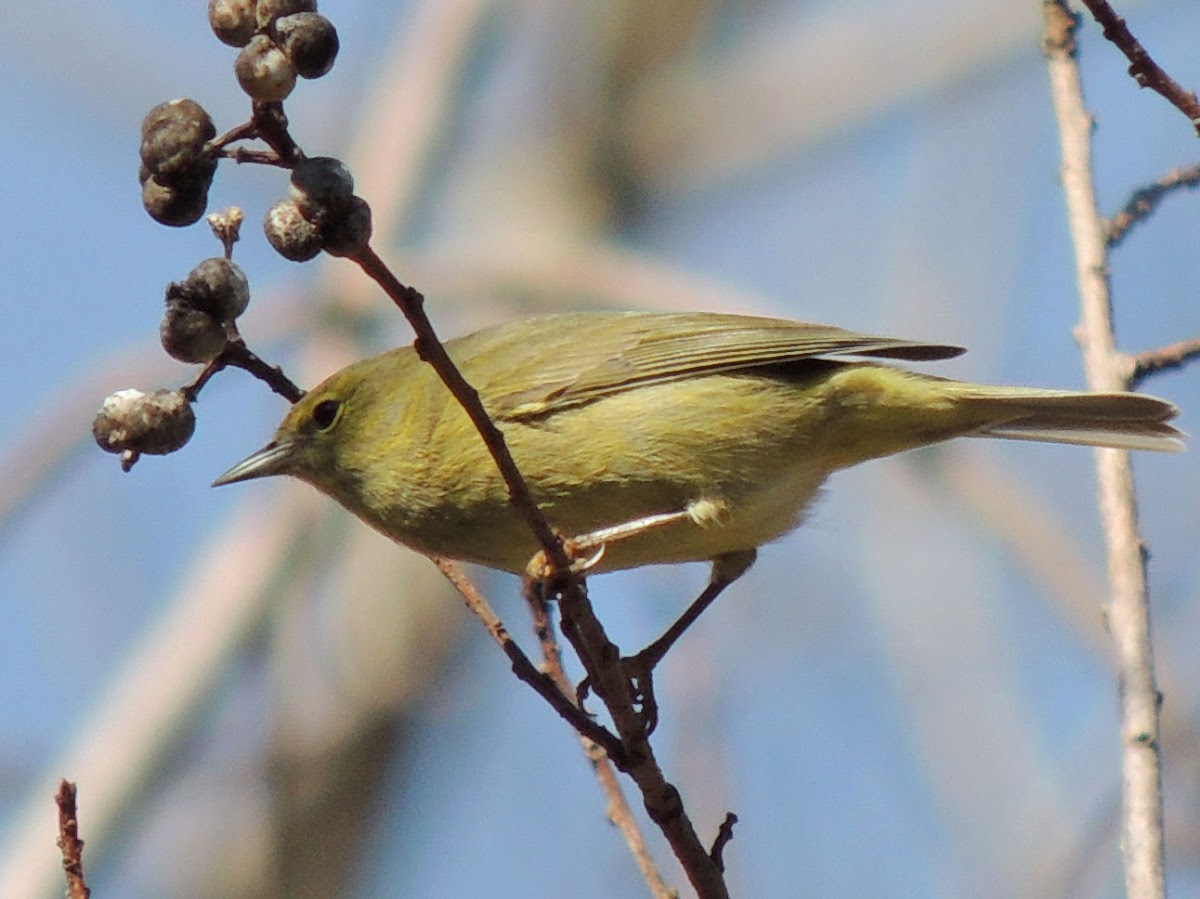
[624,651,660,736]
[575,648,661,737]
[525,541,607,585]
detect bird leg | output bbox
[614,549,756,734]
[525,508,699,583]
[527,503,756,734]
[542,523,748,734]
[632,549,756,674]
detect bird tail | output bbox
[958,387,1184,453]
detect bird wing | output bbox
[465,311,963,421]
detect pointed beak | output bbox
[212,440,296,487]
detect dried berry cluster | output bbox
[161,256,251,364]
[213,0,340,101]
[265,157,372,260]
[96,2,354,470]
[93,244,256,470]
[93,389,197,471]
[139,99,218,227]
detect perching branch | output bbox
[520,583,675,899]
[351,241,728,891]
[549,579,733,899]
[432,559,627,766]
[1042,5,1166,898]
[350,244,570,576]
[442,561,723,897]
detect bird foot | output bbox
[525,540,606,586]
[577,646,662,736]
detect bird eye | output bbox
[311,399,341,431]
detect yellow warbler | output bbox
[215,311,1182,581]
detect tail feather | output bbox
[962,389,1184,453]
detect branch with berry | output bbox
[87,5,716,896]
[94,0,349,470]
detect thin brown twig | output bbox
[209,119,259,153]
[351,244,569,574]
[386,276,729,893]
[209,105,303,166]
[1105,164,1200,247]
[220,146,290,167]
[1077,0,1200,136]
[181,334,305,405]
[552,582,731,899]
[1042,5,1167,898]
[520,584,676,899]
[709,813,738,873]
[344,250,707,878]
[246,102,305,165]
[55,780,90,899]
[432,559,627,766]
[522,581,569,691]
[1128,336,1200,389]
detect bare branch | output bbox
[55,781,90,899]
[709,812,738,873]
[520,584,676,899]
[550,580,731,899]
[432,559,627,766]
[1042,4,1167,897]
[1078,0,1200,135]
[1105,164,1200,247]
[1130,336,1200,388]
[182,332,305,405]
